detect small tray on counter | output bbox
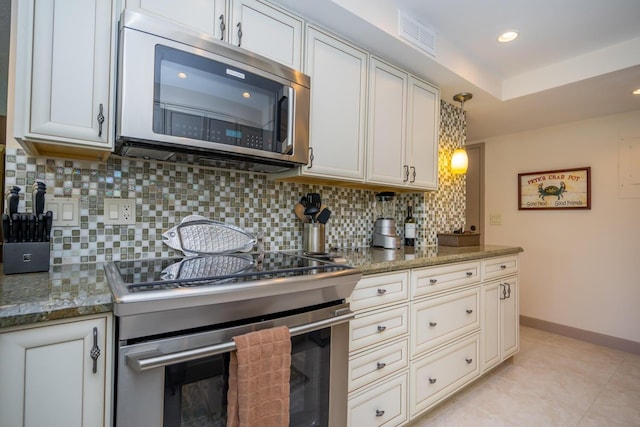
[437,233,480,247]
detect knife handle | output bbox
[11,213,20,243]
[1,213,10,243]
[20,214,28,243]
[27,214,37,242]
[45,211,53,242]
[37,213,45,242]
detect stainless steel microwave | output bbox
[115,10,310,172]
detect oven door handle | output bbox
[126,310,355,372]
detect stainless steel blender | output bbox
[372,192,401,249]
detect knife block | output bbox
[2,242,50,274]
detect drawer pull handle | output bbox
[466,309,473,314]
[466,271,473,277]
[375,409,385,417]
[429,278,437,284]
[377,362,386,370]
[377,325,387,332]
[377,288,387,295]
[90,327,101,374]
[465,358,473,364]
[429,321,437,327]
[428,377,437,384]
[500,265,507,269]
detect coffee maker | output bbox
[372,192,401,249]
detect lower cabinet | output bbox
[410,332,480,417]
[348,253,520,426]
[481,276,519,371]
[0,314,113,427]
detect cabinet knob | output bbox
[376,362,386,370]
[429,278,437,285]
[466,271,473,277]
[500,265,507,269]
[90,327,101,374]
[96,103,104,137]
[236,22,243,47]
[428,377,437,384]
[375,409,385,417]
[465,358,473,364]
[466,309,473,314]
[429,321,437,327]
[377,325,387,332]
[377,288,387,295]
[219,14,226,40]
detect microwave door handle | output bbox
[277,86,294,154]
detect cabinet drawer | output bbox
[351,271,409,312]
[349,339,408,392]
[350,305,409,353]
[412,261,480,298]
[482,255,518,280]
[348,372,407,427]
[411,287,480,357]
[410,333,480,417]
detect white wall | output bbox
[481,110,640,343]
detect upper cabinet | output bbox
[367,57,439,191]
[126,0,228,39]
[126,0,303,69]
[299,26,368,181]
[13,0,117,160]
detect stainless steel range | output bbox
[105,250,361,427]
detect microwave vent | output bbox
[398,11,436,57]
[120,145,176,161]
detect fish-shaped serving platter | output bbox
[162,215,257,256]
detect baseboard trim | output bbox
[520,315,640,355]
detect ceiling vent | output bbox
[398,11,436,57]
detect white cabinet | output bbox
[366,57,439,191]
[0,314,113,427]
[366,58,407,187]
[481,255,520,372]
[229,0,303,69]
[14,0,117,159]
[125,0,228,39]
[125,0,303,69]
[299,26,368,181]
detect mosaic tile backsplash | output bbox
[3,101,466,265]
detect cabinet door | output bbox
[501,277,519,358]
[126,0,227,39]
[18,0,114,149]
[0,316,110,427]
[407,77,439,190]
[481,281,501,371]
[229,0,303,69]
[303,26,367,181]
[366,58,407,186]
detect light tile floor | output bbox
[409,326,640,426]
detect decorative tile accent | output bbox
[4,101,466,264]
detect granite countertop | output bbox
[0,244,522,329]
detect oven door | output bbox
[115,303,352,427]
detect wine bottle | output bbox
[404,205,416,246]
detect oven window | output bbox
[153,45,285,152]
[163,328,331,427]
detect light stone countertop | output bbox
[0,244,523,329]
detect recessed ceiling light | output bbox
[242,91,251,99]
[633,88,640,95]
[177,72,188,79]
[498,31,519,43]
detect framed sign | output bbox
[518,167,591,210]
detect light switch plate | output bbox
[103,198,136,225]
[45,197,80,227]
[489,213,502,225]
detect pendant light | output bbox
[451,92,473,174]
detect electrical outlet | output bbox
[103,198,136,225]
